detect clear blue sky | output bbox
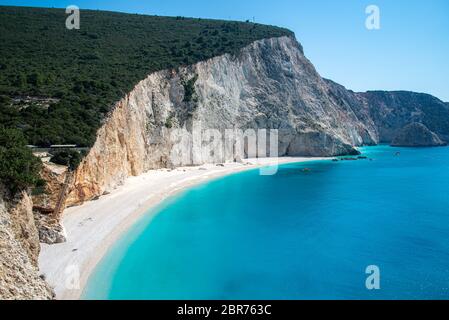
[1,0,448,101]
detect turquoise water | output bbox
[84,146,449,300]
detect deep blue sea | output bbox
[84,146,449,300]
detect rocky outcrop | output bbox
[7,192,40,265]
[358,91,449,143]
[0,186,54,300]
[287,131,360,156]
[324,80,449,146]
[31,163,67,244]
[32,163,68,211]
[391,122,446,147]
[66,36,375,205]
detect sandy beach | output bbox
[38,157,325,300]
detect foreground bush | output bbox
[0,127,42,194]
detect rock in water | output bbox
[391,123,447,147]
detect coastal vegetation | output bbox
[0,5,292,192]
[182,75,199,103]
[0,6,292,148]
[50,149,84,171]
[0,127,42,194]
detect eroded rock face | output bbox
[358,91,449,143]
[7,192,40,266]
[324,80,449,147]
[31,163,68,245]
[391,122,446,147]
[63,36,449,206]
[32,163,68,211]
[0,187,54,300]
[287,131,361,156]
[66,36,374,205]
[35,215,66,245]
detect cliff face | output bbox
[324,79,379,145]
[65,36,449,206]
[391,122,446,147]
[0,187,54,300]
[359,91,449,143]
[324,80,449,146]
[67,36,377,205]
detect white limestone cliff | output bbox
[67,36,376,205]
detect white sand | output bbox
[38,157,325,300]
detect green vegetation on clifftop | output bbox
[0,6,292,148]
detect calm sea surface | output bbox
[84,146,449,299]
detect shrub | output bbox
[50,149,82,171]
[182,75,198,103]
[0,127,42,194]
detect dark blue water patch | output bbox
[83,146,449,300]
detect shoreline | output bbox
[38,157,327,300]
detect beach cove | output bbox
[83,146,449,300]
[38,157,324,299]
